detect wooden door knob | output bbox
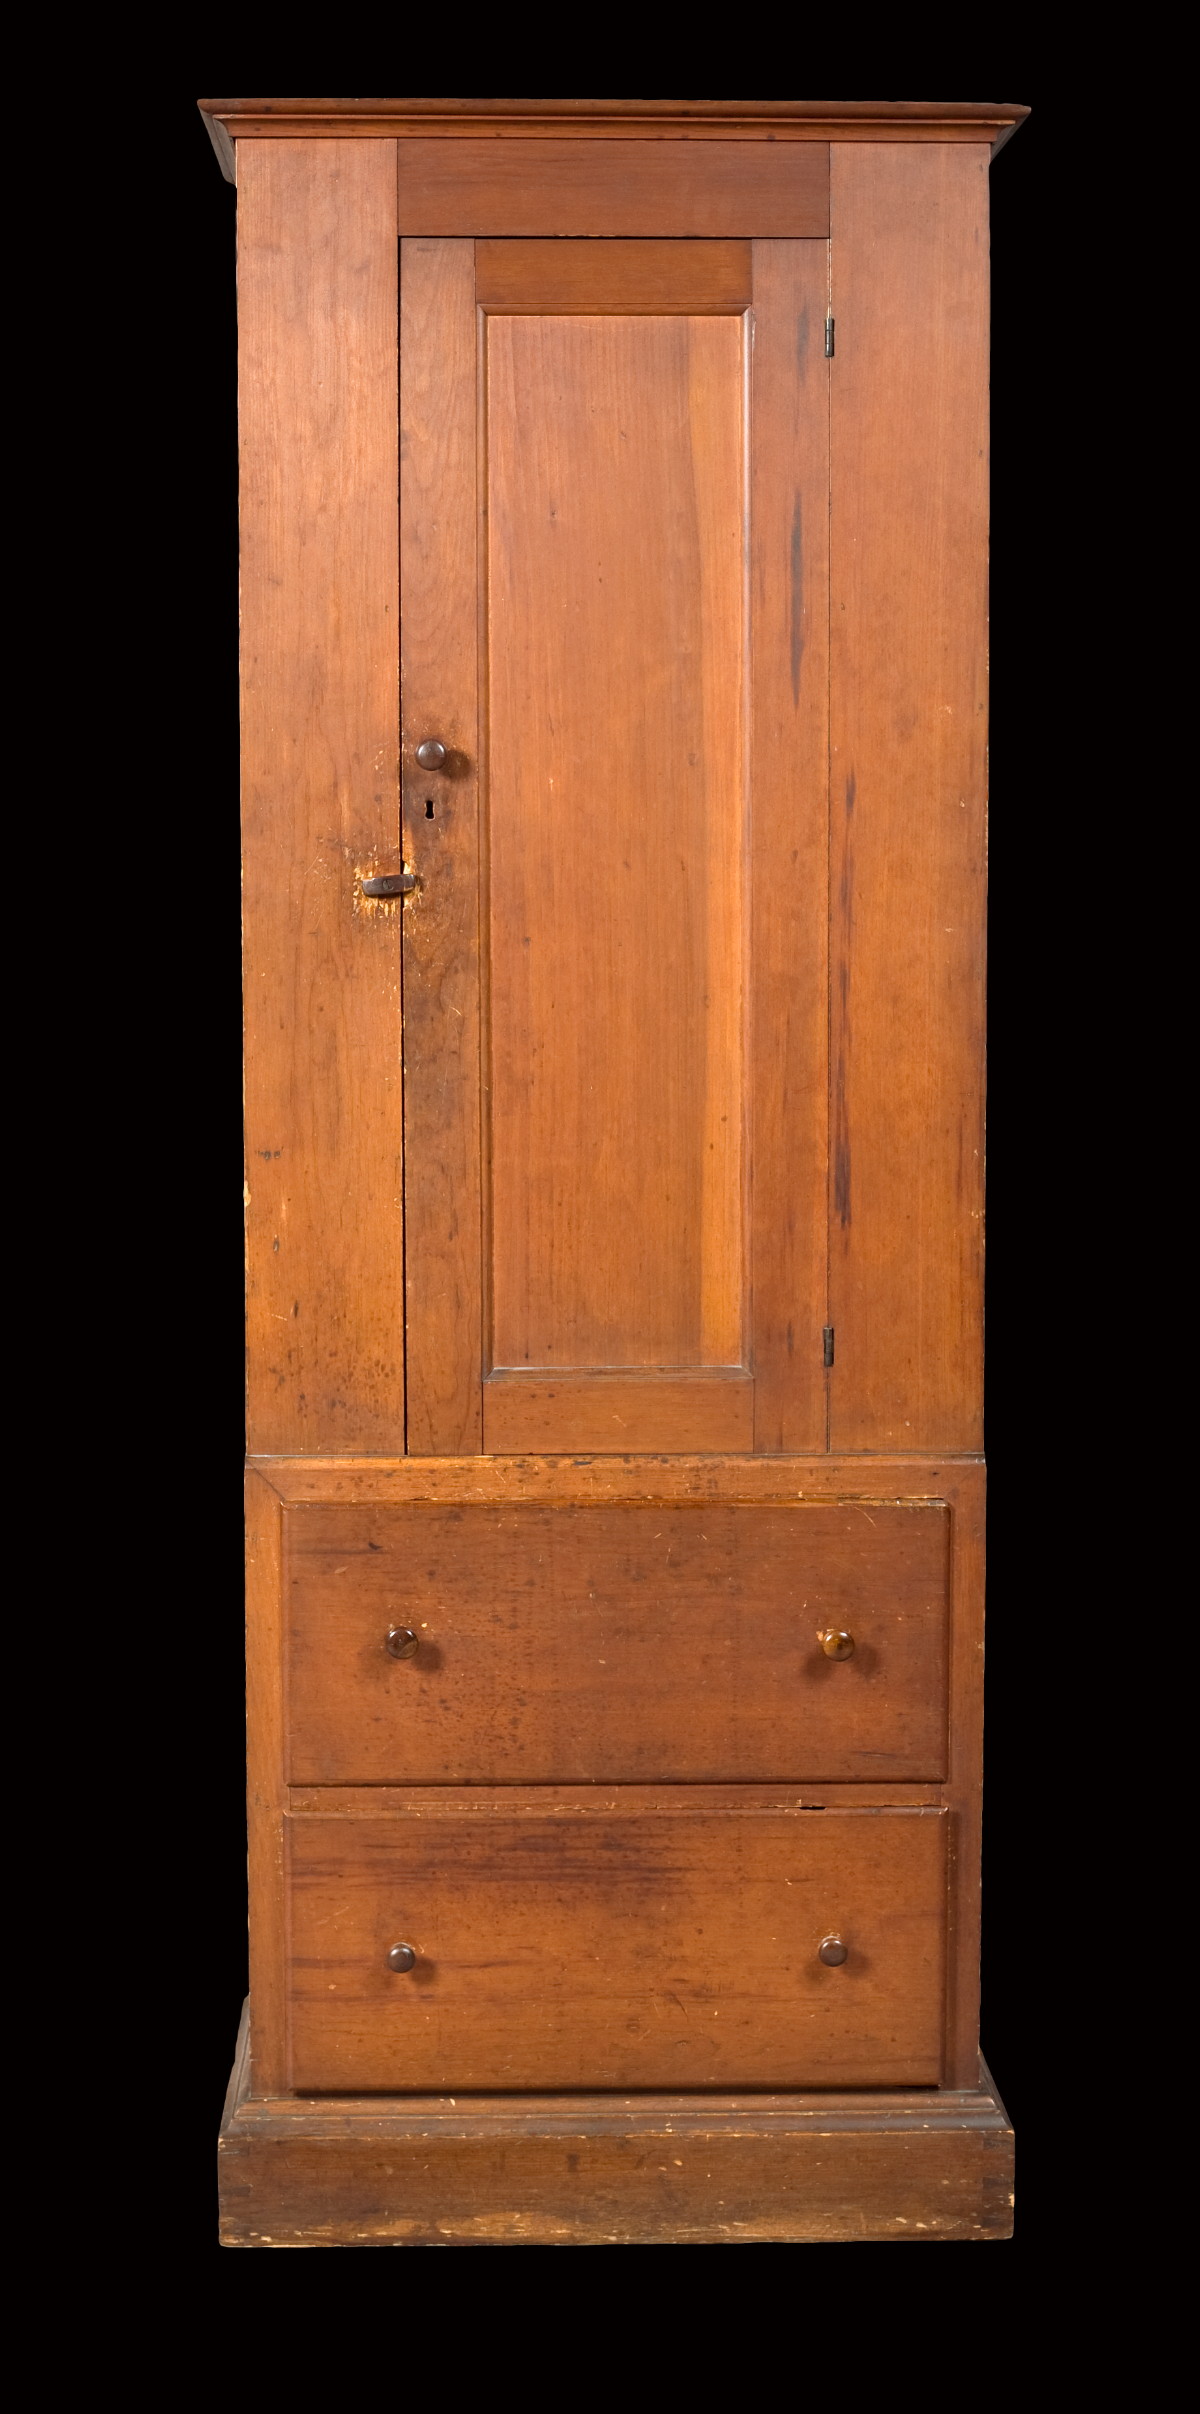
[817,1628,855,1659]
[386,1944,417,1973]
[818,1935,849,1966]
[386,1626,420,1659]
[415,738,447,769]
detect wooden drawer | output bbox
[285,1502,950,1782]
[287,1793,947,2091]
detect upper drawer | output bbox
[285,1501,949,1783]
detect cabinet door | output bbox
[401,239,829,1453]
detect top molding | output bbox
[198,98,1029,183]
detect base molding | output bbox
[218,2004,1013,2245]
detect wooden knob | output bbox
[387,1944,417,1973]
[386,1626,420,1660]
[415,738,447,769]
[817,1628,855,1660]
[818,1935,849,1966]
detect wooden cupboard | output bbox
[208,96,1025,2246]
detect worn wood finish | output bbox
[476,238,752,313]
[284,1499,950,1783]
[249,1454,984,2087]
[829,145,989,1452]
[217,107,1017,2239]
[393,141,828,238]
[486,309,747,1388]
[239,140,404,1454]
[254,1452,975,1507]
[287,1797,947,2090]
[390,238,832,1455]
[749,239,830,1451]
[399,239,483,1453]
[199,102,1030,189]
[244,1469,287,2092]
[943,1458,986,2086]
[221,2001,1014,2245]
[481,1372,754,1453]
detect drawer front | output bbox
[287,1796,947,2091]
[286,1502,949,1782]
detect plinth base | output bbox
[218,2004,1013,2245]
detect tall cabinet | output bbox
[209,96,1025,2247]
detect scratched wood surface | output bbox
[220,2003,1015,2245]
[399,239,483,1453]
[396,139,831,237]
[238,140,405,1454]
[226,121,1008,2179]
[284,1499,950,1783]
[404,238,829,1452]
[476,238,752,312]
[828,144,989,1451]
[486,307,747,1381]
[244,1468,287,2093]
[287,1797,947,2090]
[748,238,830,1450]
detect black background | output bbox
[126,96,1069,2256]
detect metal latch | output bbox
[361,871,417,898]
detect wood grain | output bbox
[829,145,989,1451]
[485,311,747,1379]
[476,238,752,313]
[749,239,830,1450]
[254,1452,974,1507]
[287,1797,947,2090]
[245,1468,287,2092]
[482,1371,753,1453]
[397,140,829,237]
[202,98,1028,134]
[220,1995,1015,2244]
[238,140,404,1453]
[284,1497,949,1783]
[247,1451,983,2096]
[400,240,483,1453]
[943,1458,986,2086]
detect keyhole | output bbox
[425,800,435,818]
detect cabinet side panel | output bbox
[829,145,987,1451]
[944,1461,986,2087]
[239,140,404,1452]
[245,1468,287,2093]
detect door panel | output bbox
[487,310,747,1376]
[401,239,829,1452]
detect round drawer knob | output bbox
[818,1934,849,1966]
[817,1628,855,1660]
[415,738,447,770]
[386,1626,420,1660]
[387,1943,417,1973]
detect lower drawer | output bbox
[287,1794,947,2091]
